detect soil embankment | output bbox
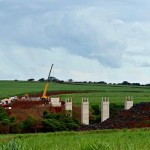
[79,102,150,130]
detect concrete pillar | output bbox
[65,98,72,110]
[101,97,109,122]
[65,98,72,116]
[81,98,89,125]
[125,96,133,110]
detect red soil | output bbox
[6,100,65,121]
[6,98,82,122]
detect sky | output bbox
[0,0,150,84]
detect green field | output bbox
[0,128,149,150]
[1,80,150,105]
[0,81,150,149]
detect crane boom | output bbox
[47,64,54,81]
[41,64,54,100]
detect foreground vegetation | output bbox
[0,128,149,150]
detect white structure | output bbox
[50,97,61,107]
[9,96,18,101]
[65,98,72,116]
[29,97,41,101]
[101,97,109,122]
[125,96,133,110]
[5,107,12,110]
[1,98,11,105]
[81,98,89,125]
[65,98,72,111]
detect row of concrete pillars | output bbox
[65,96,133,125]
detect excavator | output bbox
[41,64,54,100]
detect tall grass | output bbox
[0,129,150,150]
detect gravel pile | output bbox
[79,102,150,131]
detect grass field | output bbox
[1,80,150,105]
[0,128,149,150]
[0,81,150,149]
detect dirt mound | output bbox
[79,102,150,131]
[11,101,43,109]
[7,100,82,122]
[7,100,65,121]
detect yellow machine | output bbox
[41,64,54,100]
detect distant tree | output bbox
[98,81,107,84]
[121,81,131,85]
[48,76,59,82]
[132,83,140,86]
[58,80,64,83]
[14,79,18,81]
[38,78,45,82]
[27,78,35,82]
[68,79,73,83]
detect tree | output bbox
[27,78,35,82]
[68,79,73,83]
[48,76,59,82]
[132,83,140,86]
[121,81,131,85]
[38,78,45,82]
[98,81,107,84]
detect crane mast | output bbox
[41,64,54,100]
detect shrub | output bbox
[90,103,123,123]
[0,106,9,121]
[19,116,41,133]
[42,111,80,132]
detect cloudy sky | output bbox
[0,0,150,84]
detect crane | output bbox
[41,64,54,100]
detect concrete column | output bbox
[101,97,109,122]
[125,96,133,110]
[81,98,89,125]
[65,98,72,111]
[65,98,72,116]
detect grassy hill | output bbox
[0,80,150,105]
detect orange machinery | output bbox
[41,64,54,100]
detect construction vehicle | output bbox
[41,64,54,100]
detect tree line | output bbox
[22,78,150,86]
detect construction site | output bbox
[0,64,83,124]
[0,64,150,132]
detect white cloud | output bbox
[0,0,150,83]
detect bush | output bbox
[0,106,9,121]
[90,103,123,123]
[9,123,20,134]
[42,111,80,132]
[110,103,123,117]
[19,116,41,133]
[0,123,9,134]
[41,119,67,132]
